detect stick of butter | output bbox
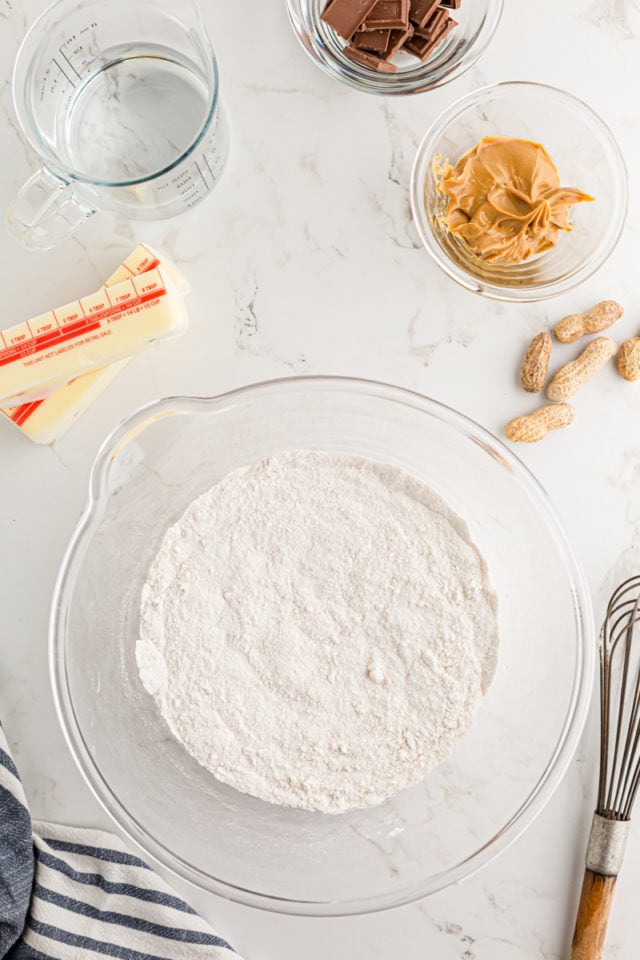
[106,244,190,294]
[1,361,130,445]
[0,264,188,405]
[0,246,189,444]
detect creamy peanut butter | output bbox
[437,137,593,266]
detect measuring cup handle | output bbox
[7,167,95,250]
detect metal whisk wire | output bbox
[598,576,640,821]
[570,576,640,960]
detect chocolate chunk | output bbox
[344,43,399,70]
[417,7,447,38]
[384,22,414,58]
[324,0,462,71]
[361,0,410,30]
[404,15,456,59]
[408,0,440,27]
[353,27,392,52]
[321,0,379,41]
[403,34,430,58]
[436,15,457,41]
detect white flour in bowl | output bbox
[137,451,499,814]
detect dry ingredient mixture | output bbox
[137,451,499,814]
[437,136,593,265]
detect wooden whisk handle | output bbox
[569,814,630,960]
[569,870,617,960]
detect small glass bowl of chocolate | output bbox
[411,82,628,301]
[287,0,503,95]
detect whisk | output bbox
[570,576,640,959]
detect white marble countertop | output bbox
[2,0,640,956]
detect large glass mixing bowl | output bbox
[50,377,594,916]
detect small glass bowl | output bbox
[410,82,628,301]
[286,0,504,95]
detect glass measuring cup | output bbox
[9,0,229,250]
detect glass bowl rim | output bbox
[49,375,595,916]
[410,80,629,302]
[285,0,505,96]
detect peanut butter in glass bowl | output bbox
[410,83,628,302]
[436,136,593,266]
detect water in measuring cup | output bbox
[64,44,210,183]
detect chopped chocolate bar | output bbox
[344,43,399,70]
[384,22,414,58]
[408,0,440,28]
[321,0,463,70]
[403,33,430,58]
[404,15,456,59]
[353,27,392,52]
[436,15,457,42]
[418,6,447,38]
[321,0,378,41]
[361,0,410,30]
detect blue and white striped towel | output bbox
[0,725,239,959]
